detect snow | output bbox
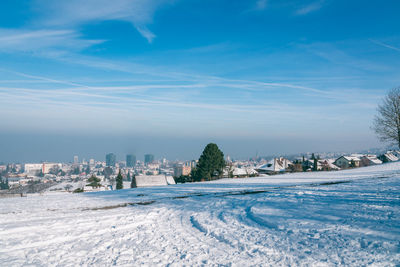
[1,163,399,266]
[257,157,292,173]
[343,155,361,162]
[134,175,175,187]
[385,153,399,162]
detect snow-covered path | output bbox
[1,163,399,266]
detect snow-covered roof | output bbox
[256,158,292,172]
[165,176,176,185]
[341,156,361,162]
[319,160,340,170]
[350,154,365,158]
[370,158,383,164]
[232,168,247,176]
[387,150,400,157]
[361,155,382,165]
[384,153,398,162]
[326,159,335,164]
[134,175,175,187]
[257,160,275,171]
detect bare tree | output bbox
[373,87,400,149]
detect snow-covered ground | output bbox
[1,163,399,266]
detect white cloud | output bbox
[0,28,104,53]
[33,0,172,43]
[295,1,324,15]
[135,26,157,43]
[369,39,400,53]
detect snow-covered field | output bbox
[1,163,399,266]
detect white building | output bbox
[89,159,95,166]
[132,175,175,188]
[42,163,62,174]
[256,158,292,174]
[24,164,43,175]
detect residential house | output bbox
[360,155,382,167]
[318,159,340,171]
[256,157,292,174]
[379,152,399,163]
[334,156,361,169]
[231,167,258,178]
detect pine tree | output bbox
[116,170,123,190]
[191,143,225,181]
[127,172,131,182]
[313,158,318,171]
[350,159,356,168]
[87,175,101,188]
[130,174,136,188]
[0,177,9,190]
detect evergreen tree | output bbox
[191,143,225,181]
[0,177,9,190]
[313,158,318,171]
[116,170,123,190]
[130,174,136,188]
[350,159,356,168]
[127,172,131,182]
[87,175,101,188]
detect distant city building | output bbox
[42,163,62,174]
[144,154,154,165]
[147,162,160,170]
[24,163,43,175]
[190,160,197,168]
[89,159,95,166]
[73,155,78,164]
[174,164,191,177]
[24,163,62,175]
[0,165,6,172]
[106,153,116,167]
[126,154,136,167]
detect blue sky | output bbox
[0,0,399,162]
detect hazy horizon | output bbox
[0,130,382,163]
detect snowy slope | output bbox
[1,163,399,266]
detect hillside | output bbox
[1,163,399,266]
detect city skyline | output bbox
[0,0,399,162]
